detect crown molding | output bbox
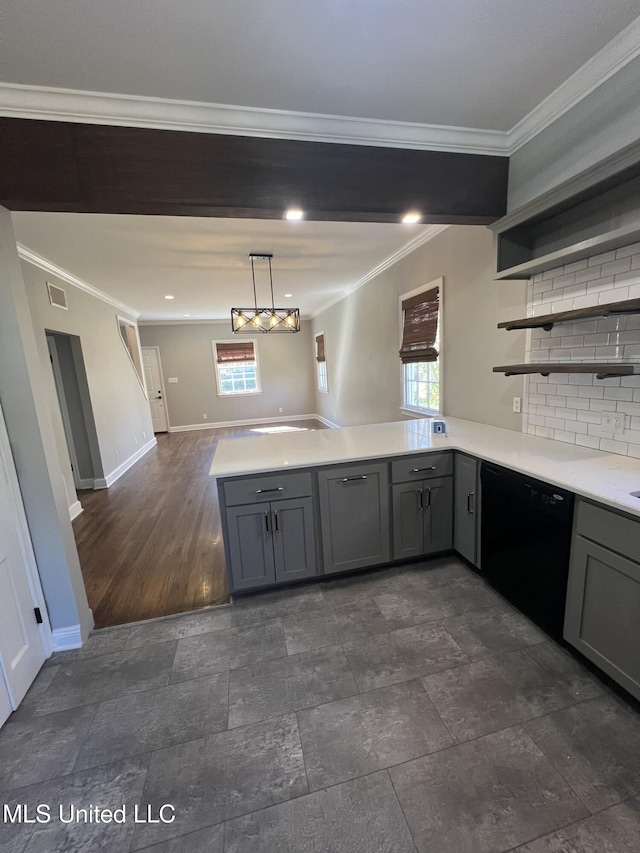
[0,82,508,155]
[507,16,640,153]
[17,244,141,318]
[310,225,449,319]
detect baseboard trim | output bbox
[168,414,331,433]
[69,500,83,521]
[99,437,157,488]
[51,624,83,651]
[314,415,340,429]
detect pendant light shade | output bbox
[231,254,301,333]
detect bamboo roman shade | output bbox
[216,341,255,363]
[315,333,326,363]
[399,286,440,364]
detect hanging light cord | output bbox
[268,256,275,310]
[250,255,258,310]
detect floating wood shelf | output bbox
[498,298,640,332]
[493,363,636,380]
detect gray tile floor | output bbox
[1,556,640,852]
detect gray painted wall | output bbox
[139,321,316,428]
[22,261,155,484]
[311,226,527,430]
[0,207,92,636]
[508,56,640,211]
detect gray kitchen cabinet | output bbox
[392,476,453,561]
[454,453,479,565]
[223,475,317,591]
[318,462,390,574]
[564,500,640,701]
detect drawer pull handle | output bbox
[342,475,368,482]
[255,487,285,494]
[412,466,437,473]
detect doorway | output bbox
[142,346,169,432]
[46,332,102,491]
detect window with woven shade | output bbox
[213,339,261,395]
[399,281,442,414]
[315,332,328,392]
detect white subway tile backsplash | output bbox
[521,241,640,460]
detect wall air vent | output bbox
[47,281,68,310]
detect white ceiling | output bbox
[2,1,639,132]
[11,213,438,321]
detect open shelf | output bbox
[493,363,636,380]
[497,298,640,331]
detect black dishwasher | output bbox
[480,462,575,640]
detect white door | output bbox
[0,405,49,727]
[142,347,168,433]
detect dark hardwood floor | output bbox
[73,419,328,628]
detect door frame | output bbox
[142,345,170,432]
[0,401,53,664]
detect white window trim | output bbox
[212,338,262,397]
[315,330,328,394]
[117,315,148,400]
[398,277,443,417]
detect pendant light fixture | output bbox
[231,253,301,333]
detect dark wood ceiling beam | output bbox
[0,118,509,223]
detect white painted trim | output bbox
[0,402,54,657]
[0,82,508,155]
[314,415,340,429]
[213,338,262,396]
[507,16,640,152]
[69,500,83,521]
[168,413,332,433]
[93,478,108,489]
[399,277,444,417]
[51,624,83,651]
[100,437,157,487]
[310,226,449,319]
[138,319,231,326]
[2,14,639,159]
[17,244,141,318]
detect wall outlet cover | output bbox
[602,412,624,434]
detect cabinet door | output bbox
[318,463,390,574]
[392,482,424,560]
[565,536,640,701]
[454,453,478,564]
[423,476,453,554]
[226,502,276,591]
[272,497,317,583]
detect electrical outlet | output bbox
[115,450,119,461]
[203,414,208,420]
[279,407,283,413]
[134,436,138,445]
[143,431,147,440]
[513,396,521,413]
[602,412,624,434]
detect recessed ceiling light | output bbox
[164,294,175,300]
[284,293,293,298]
[183,313,191,317]
[401,212,421,224]
[284,208,304,221]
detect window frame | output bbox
[117,315,148,399]
[212,338,262,397]
[398,277,443,417]
[315,331,328,394]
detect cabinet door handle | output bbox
[417,488,423,511]
[413,466,437,473]
[273,510,279,532]
[424,487,431,509]
[255,487,284,494]
[342,475,367,482]
[467,491,475,514]
[264,511,270,534]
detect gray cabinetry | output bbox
[222,473,317,592]
[391,453,453,561]
[318,462,390,575]
[565,500,640,701]
[454,453,479,565]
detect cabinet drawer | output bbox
[575,499,640,563]
[391,453,452,483]
[224,471,313,506]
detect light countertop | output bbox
[210,417,640,519]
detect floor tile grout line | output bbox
[385,768,420,853]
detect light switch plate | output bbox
[167,377,179,383]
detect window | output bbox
[315,332,328,392]
[399,279,442,415]
[117,316,147,398]
[213,340,261,396]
